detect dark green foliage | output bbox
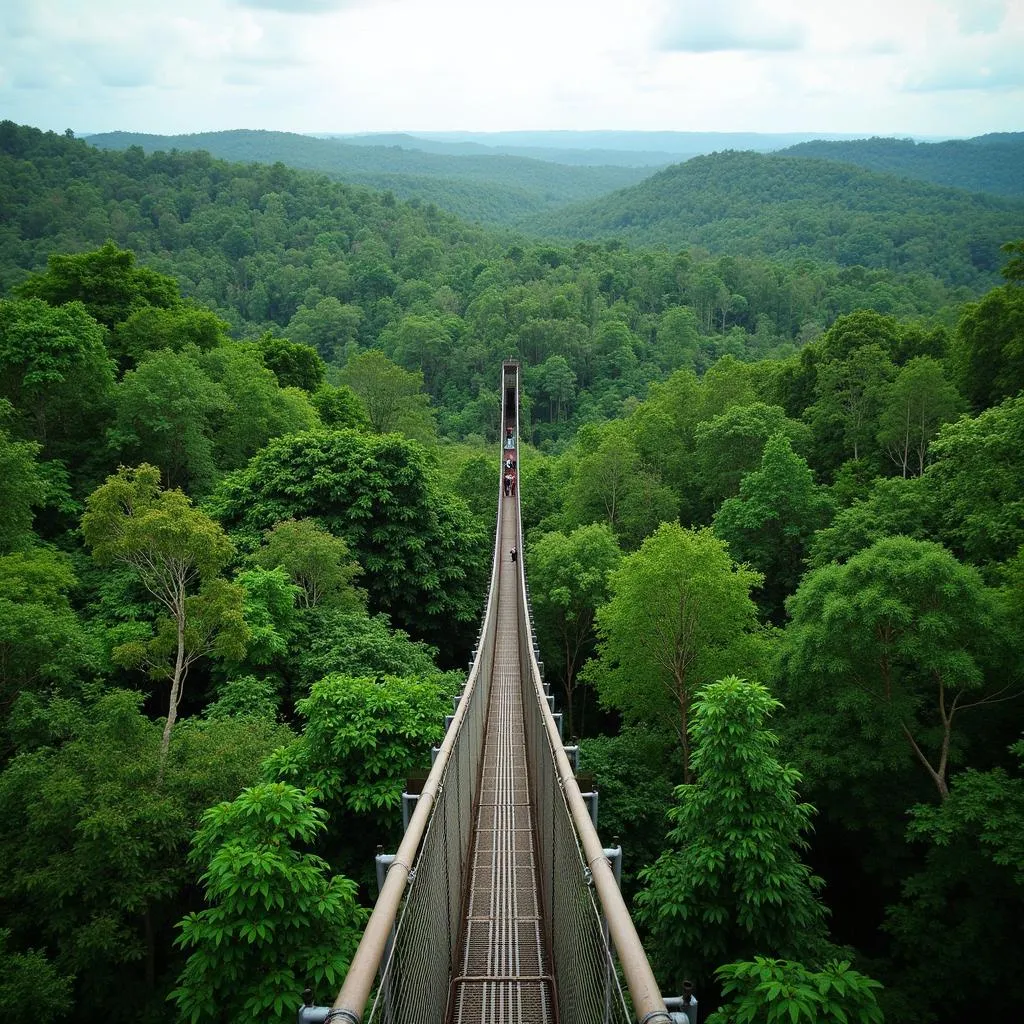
[171,783,365,1024]
[207,430,488,658]
[926,393,1024,565]
[707,957,883,1024]
[528,150,1024,290]
[882,742,1024,1019]
[0,689,288,1024]
[0,928,73,1024]
[256,333,326,392]
[636,678,829,989]
[713,435,835,622]
[950,280,1024,410]
[0,406,45,552]
[16,240,181,329]
[0,297,115,474]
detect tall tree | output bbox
[171,783,365,1024]
[585,524,763,779]
[635,678,828,989]
[876,356,963,477]
[0,298,115,467]
[15,240,181,330]
[780,537,1014,801]
[254,518,364,611]
[109,347,227,494]
[528,523,621,735]
[206,430,487,659]
[713,434,834,622]
[338,349,436,440]
[82,464,248,762]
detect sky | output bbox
[2,0,1023,138]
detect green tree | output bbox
[0,689,288,1023]
[207,430,487,657]
[16,240,181,329]
[171,783,365,1024]
[202,344,319,473]
[0,404,46,552]
[529,524,621,734]
[780,537,1012,801]
[563,421,678,550]
[254,518,364,610]
[285,297,362,362]
[109,347,227,494]
[110,304,227,370]
[537,354,577,422]
[950,282,1024,411]
[310,383,371,431]
[876,356,963,477]
[82,464,247,761]
[338,349,436,440]
[882,739,1024,1018]
[925,394,1024,565]
[0,929,73,1024]
[256,333,326,392]
[0,548,99,714]
[808,343,894,466]
[807,475,937,569]
[694,402,812,513]
[706,958,883,1024]
[290,609,440,695]
[585,524,763,779]
[0,297,115,465]
[269,673,456,874]
[713,435,834,622]
[635,678,828,989]
[655,305,701,371]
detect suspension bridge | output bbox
[300,362,693,1024]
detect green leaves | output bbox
[171,783,366,1024]
[636,678,829,989]
[586,523,764,777]
[707,958,883,1024]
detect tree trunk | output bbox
[158,610,187,774]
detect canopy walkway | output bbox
[302,363,690,1024]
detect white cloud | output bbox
[0,0,1021,137]
[657,0,805,52]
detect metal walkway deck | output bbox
[448,497,554,1024]
[320,361,673,1024]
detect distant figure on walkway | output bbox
[504,435,515,450]
[510,547,518,563]
[504,473,512,496]
[510,472,517,497]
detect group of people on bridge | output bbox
[503,427,517,497]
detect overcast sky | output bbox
[2,0,1022,138]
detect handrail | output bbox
[510,375,671,1024]
[328,374,507,1024]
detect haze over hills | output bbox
[329,130,886,167]
[84,129,654,225]
[523,149,1024,288]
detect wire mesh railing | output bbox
[317,360,671,1024]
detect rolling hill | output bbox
[523,149,1024,288]
[778,133,1024,198]
[83,129,655,225]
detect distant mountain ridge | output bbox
[523,149,1024,288]
[83,129,654,225]
[778,134,1024,198]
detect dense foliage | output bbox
[1,116,1022,1023]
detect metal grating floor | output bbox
[448,498,555,1024]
